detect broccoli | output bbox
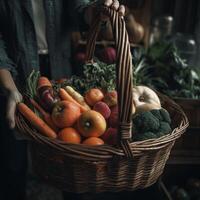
[150,109,163,121]
[150,108,171,123]
[160,108,171,124]
[132,108,172,141]
[133,111,160,133]
[157,122,172,137]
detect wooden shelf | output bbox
[78,39,142,48]
[167,150,200,165]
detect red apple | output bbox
[75,52,86,64]
[103,90,117,107]
[101,127,118,145]
[109,105,118,128]
[111,105,118,113]
[99,47,116,64]
[93,101,111,119]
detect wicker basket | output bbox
[16,7,189,193]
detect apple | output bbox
[103,90,117,107]
[93,101,111,119]
[74,52,86,64]
[98,47,116,64]
[85,88,104,107]
[77,110,106,138]
[52,100,81,128]
[101,127,118,145]
[109,105,118,128]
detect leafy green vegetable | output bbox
[133,111,160,133]
[25,70,40,116]
[132,41,200,99]
[25,70,40,98]
[132,108,172,141]
[62,60,116,94]
[158,122,172,137]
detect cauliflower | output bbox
[132,108,172,141]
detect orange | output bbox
[52,101,81,128]
[82,137,104,146]
[58,127,81,144]
[85,88,104,106]
[77,110,106,138]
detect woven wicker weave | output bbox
[16,7,189,193]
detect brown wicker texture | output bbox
[16,7,189,193]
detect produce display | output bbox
[17,62,172,145]
[132,41,200,99]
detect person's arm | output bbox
[0,2,17,77]
[0,5,21,129]
[0,40,21,129]
[0,69,22,129]
[0,35,17,77]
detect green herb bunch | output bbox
[63,60,116,94]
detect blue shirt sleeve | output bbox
[0,2,17,76]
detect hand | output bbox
[84,0,126,25]
[6,89,22,129]
[104,0,125,17]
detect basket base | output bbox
[30,142,173,193]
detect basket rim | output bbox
[16,92,189,161]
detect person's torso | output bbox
[0,0,80,84]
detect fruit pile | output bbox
[18,71,172,146]
[18,74,119,146]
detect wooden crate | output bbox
[173,98,200,128]
[167,98,200,165]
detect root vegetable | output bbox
[29,98,59,132]
[65,86,90,110]
[59,88,88,112]
[17,102,57,138]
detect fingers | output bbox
[104,0,113,7]
[6,98,17,129]
[104,1,125,17]
[111,0,120,10]
[6,91,22,129]
[118,5,125,16]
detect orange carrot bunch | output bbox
[17,102,57,138]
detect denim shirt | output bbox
[0,0,90,87]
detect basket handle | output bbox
[85,6,134,158]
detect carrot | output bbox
[29,98,59,132]
[65,86,90,111]
[59,88,88,112]
[37,76,52,90]
[17,102,57,139]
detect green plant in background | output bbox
[62,41,200,99]
[132,41,200,99]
